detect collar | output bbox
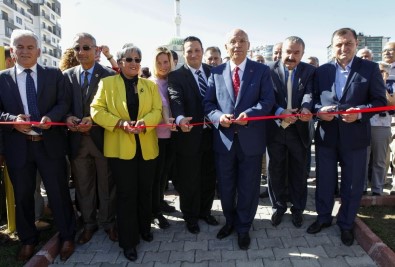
[230,58,247,72]
[80,64,95,75]
[15,63,38,75]
[335,57,354,71]
[187,64,204,74]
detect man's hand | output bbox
[37,116,52,130]
[233,112,248,126]
[78,116,93,132]
[281,108,298,124]
[179,117,193,132]
[66,116,80,132]
[299,108,313,122]
[341,107,360,123]
[317,106,337,121]
[219,114,233,128]
[13,114,32,134]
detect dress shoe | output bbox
[141,232,153,242]
[77,227,98,244]
[186,221,200,234]
[271,211,284,226]
[35,220,51,231]
[340,229,354,246]
[17,244,35,261]
[237,233,251,250]
[259,189,269,198]
[372,192,381,196]
[124,247,137,261]
[105,227,118,242]
[291,212,304,228]
[160,201,176,213]
[200,214,219,226]
[306,220,332,234]
[216,224,234,239]
[155,214,170,229]
[60,240,75,261]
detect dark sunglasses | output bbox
[73,45,95,52]
[123,57,141,63]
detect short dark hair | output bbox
[170,50,178,60]
[183,36,203,51]
[332,28,357,43]
[205,46,221,56]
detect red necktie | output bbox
[232,66,240,98]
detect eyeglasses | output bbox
[73,45,96,52]
[123,57,141,63]
[382,48,395,53]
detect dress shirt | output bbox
[335,59,353,99]
[229,58,247,84]
[80,65,95,85]
[275,66,298,116]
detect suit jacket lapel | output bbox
[223,62,235,103]
[71,67,84,117]
[236,59,254,106]
[183,65,201,100]
[36,65,44,99]
[85,63,101,103]
[342,57,360,98]
[8,68,24,112]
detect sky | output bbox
[60,0,394,68]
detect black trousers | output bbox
[108,149,157,249]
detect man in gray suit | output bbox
[63,32,117,244]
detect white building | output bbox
[0,0,62,67]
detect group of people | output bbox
[0,26,392,263]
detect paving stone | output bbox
[73,264,101,267]
[272,247,300,260]
[257,237,283,249]
[344,255,377,267]
[197,230,220,241]
[247,248,275,260]
[159,240,184,252]
[266,228,291,238]
[208,260,236,267]
[306,235,334,247]
[169,250,195,263]
[221,250,248,261]
[155,261,182,267]
[152,231,175,242]
[182,262,209,267]
[208,239,234,250]
[289,228,308,238]
[318,256,352,267]
[263,258,293,267]
[250,229,268,239]
[139,241,161,252]
[298,245,328,259]
[174,231,198,242]
[65,252,96,264]
[142,251,170,264]
[290,258,320,267]
[351,245,369,257]
[126,263,154,267]
[235,259,264,267]
[184,240,208,251]
[99,263,128,267]
[232,237,258,250]
[281,236,308,248]
[323,244,355,257]
[90,251,120,264]
[195,249,221,262]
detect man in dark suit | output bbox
[63,32,117,244]
[168,36,218,234]
[0,29,75,261]
[266,36,315,228]
[307,28,387,246]
[204,29,274,250]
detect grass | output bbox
[357,205,395,251]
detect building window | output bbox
[51,14,55,20]
[5,27,13,37]
[16,16,22,24]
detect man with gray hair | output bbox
[204,46,222,67]
[0,29,75,261]
[266,36,315,228]
[64,32,117,244]
[357,48,373,61]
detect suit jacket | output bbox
[63,63,116,159]
[168,63,212,155]
[313,56,387,150]
[266,61,315,147]
[203,59,275,156]
[90,74,162,160]
[0,65,70,168]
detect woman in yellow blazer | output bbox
[90,45,162,262]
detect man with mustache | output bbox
[266,36,315,228]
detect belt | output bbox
[26,135,43,141]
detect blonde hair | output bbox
[59,48,79,71]
[152,46,175,79]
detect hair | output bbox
[331,28,357,43]
[59,48,79,71]
[205,46,221,56]
[116,45,142,63]
[284,36,305,50]
[182,36,203,52]
[152,46,175,78]
[72,32,96,46]
[170,50,178,61]
[140,67,151,78]
[4,46,11,59]
[378,61,391,74]
[357,48,373,57]
[10,29,39,47]
[307,56,319,66]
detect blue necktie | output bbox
[81,71,89,102]
[25,69,41,133]
[196,70,207,97]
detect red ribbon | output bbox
[2,105,395,129]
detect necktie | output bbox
[24,69,41,133]
[233,66,240,98]
[286,69,294,109]
[81,71,89,101]
[196,70,207,97]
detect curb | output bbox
[355,196,395,267]
[25,232,59,267]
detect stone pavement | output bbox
[46,181,378,267]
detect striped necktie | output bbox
[196,70,207,97]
